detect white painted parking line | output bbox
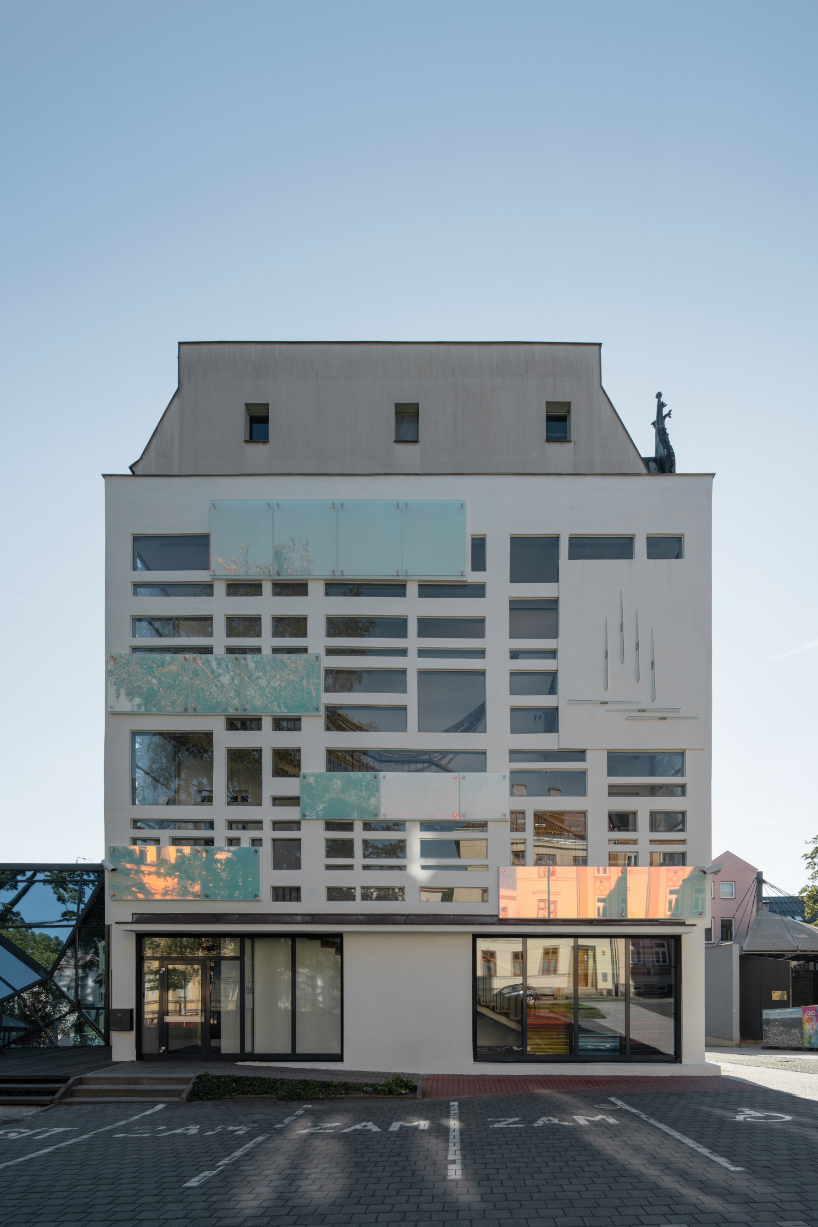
[446,1100,461,1181]
[608,1097,744,1172]
[0,1105,166,1171]
[182,1135,268,1188]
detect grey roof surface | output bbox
[742,908,818,955]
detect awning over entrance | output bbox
[741,909,818,956]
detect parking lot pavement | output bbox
[1,1080,817,1227]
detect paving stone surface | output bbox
[1,1079,816,1226]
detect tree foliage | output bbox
[799,835,818,922]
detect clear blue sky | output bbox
[1,1,815,889]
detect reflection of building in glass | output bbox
[0,865,105,1048]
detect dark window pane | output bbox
[325,820,354,830]
[325,706,407,732]
[131,732,213,806]
[131,644,213,654]
[418,672,486,733]
[326,748,486,773]
[395,403,419,441]
[226,820,262,830]
[418,584,485,598]
[225,645,261,654]
[273,582,309,596]
[419,839,487,858]
[169,836,214,846]
[323,669,407,694]
[361,886,405,901]
[133,584,213,597]
[509,649,557,660]
[629,938,676,1055]
[226,583,263,596]
[272,718,301,731]
[272,616,307,638]
[510,671,557,695]
[545,413,570,441]
[133,535,210,572]
[509,770,586,797]
[272,819,301,828]
[650,811,686,832]
[649,852,686,866]
[226,617,262,638]
[420,821,487,832]
[326,616,408,639]
[418,648,485,659]
[325,839,355,858]
[607,752,685,778]
[608,812,637,832]
[510,811,525,832]
[226,747,262,805]
[132,820,214,830]
[417,618,485,639]
[248,414,269,442]
[471,537,486,572]
[510,708,558,734]
[508,750,585,763]
[272,886,301,901]
[533,811,586,839]
[509,599,558,639]
[327,886,356,901]
[271,646,308,655]
[325,583,406,597]
[363,821,405,831]
[325,647,408,657]
[272,840,301,870]
[362,839,406,859]
[509,537,559,583]
[273,748,301,778]
[647,536,683,559]
[608,783,686,797]
[568,537,634,560]
[132,616,213,638]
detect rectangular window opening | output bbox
[245,403,270,442]
[471,537,486,572]
[394,403,419,442]
[545,402,571,442]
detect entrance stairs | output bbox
[56,1073,194,1104]
[0,1074,72,1106]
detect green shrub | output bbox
[187,1072,416,1102]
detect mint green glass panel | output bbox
[201,848,261,900]
[458,773,509,822]
[380,772,459,823]
[301,772,379,822]
[107,846,202,900]
[190,655,242,714]
[273,501,337,576]
[401,501,467,577]
[242,654,322,715]
[338,501,402,577]
[666,867,707,918]
[107,653,190,714]
[209,500,273,577]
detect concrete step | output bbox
[60,1073,193,1102]
[81,1076,190,1088]
[0,1081,67,1094]
[69,1084,184,1100]
[0,1095,55,1106]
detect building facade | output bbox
[104,342,712,1072]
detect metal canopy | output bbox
[741,908,818,956]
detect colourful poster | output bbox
[802,1005,818,1049]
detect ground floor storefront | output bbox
[109,921,707,1072]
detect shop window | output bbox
[131,732,213,806]
[227,748,262,805]
[509,599,558,639]
[418,671,485,733]
[509,536,559,584]
[133,535,209,571]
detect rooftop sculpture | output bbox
[647,392,676,474]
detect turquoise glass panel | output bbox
[458,773,509,822]
[190,655,242,714]
[107,847,202,900]
[273,501,338,576]
[107,653,190,714]
[201,848,261,900]
[338,501,402,577]
[380,772,459,823]
[209,500,273,577]
[401,501,467,577]
[242,654,322,715]
[300,772,380,822]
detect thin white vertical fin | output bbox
[635,610,640,682]
[604,618,609,691]
[620,591,625,663]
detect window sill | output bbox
[545,439,573,444]
[394,439,419,444]
[244,440,269,445]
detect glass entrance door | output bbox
[161,961,204,1055]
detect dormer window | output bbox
[245,404,269,442]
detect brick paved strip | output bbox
[422,1074,726,1098]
